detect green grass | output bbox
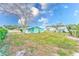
[8,31,79,55]
[58,48,74,56]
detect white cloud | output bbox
[40,3,47,9]
[38,17,48,23]
[74,13,78,16]
[48,10,54,16]
[48,10,52,13]
[40,10,46,14]
[38,17,48,29]
[74,10,79,16]
[64,5,68,9]
[50,13,53,16]
[75,10,79,13]
[31,7,40,16]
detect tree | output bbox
[0,3,34,32]
[67,25,72,35]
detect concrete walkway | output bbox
[73,53,79,56]
[67,35,79,42]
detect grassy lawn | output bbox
[6,31,79,56]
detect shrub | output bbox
[67,24,79,37]
[58,49,73,56]
[0,27,8,42]
[20,29,23,32]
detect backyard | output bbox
[0,3,79,56]
[0,29,79,56]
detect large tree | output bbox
[0,3,34,32]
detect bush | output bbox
[67,24,79,37]
[20,29,23,32]
[0,27,8,42]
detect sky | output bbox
[0,3,79,27]
[0,14,19,26]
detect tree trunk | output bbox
[18,17,27,33]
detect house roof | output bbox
[46,24,66,28]
[28,26,43,30]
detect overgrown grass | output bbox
[58,48,74,56]
[8,31,79,55]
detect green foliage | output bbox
[4,25,18,30]
[67,24,79,37]
[20,29,23,32]
[0,27,8,42]
[67,25,72,35]
[0,27,10,56]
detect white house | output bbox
[46,26,57,32]
[46,24,68,32]
[57,26,68,32]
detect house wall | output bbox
[46,27,56,32]
[46,26,68,32]
[56,26,68,32]
[25,27,44,33]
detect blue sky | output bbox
[0,13,19,26]
[0,3,79,27]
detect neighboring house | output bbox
[25,27,45,33]
[46,24,68,32]
[46,26,57,32]
[57,26,68,32]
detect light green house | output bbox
[25,27,44,33]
